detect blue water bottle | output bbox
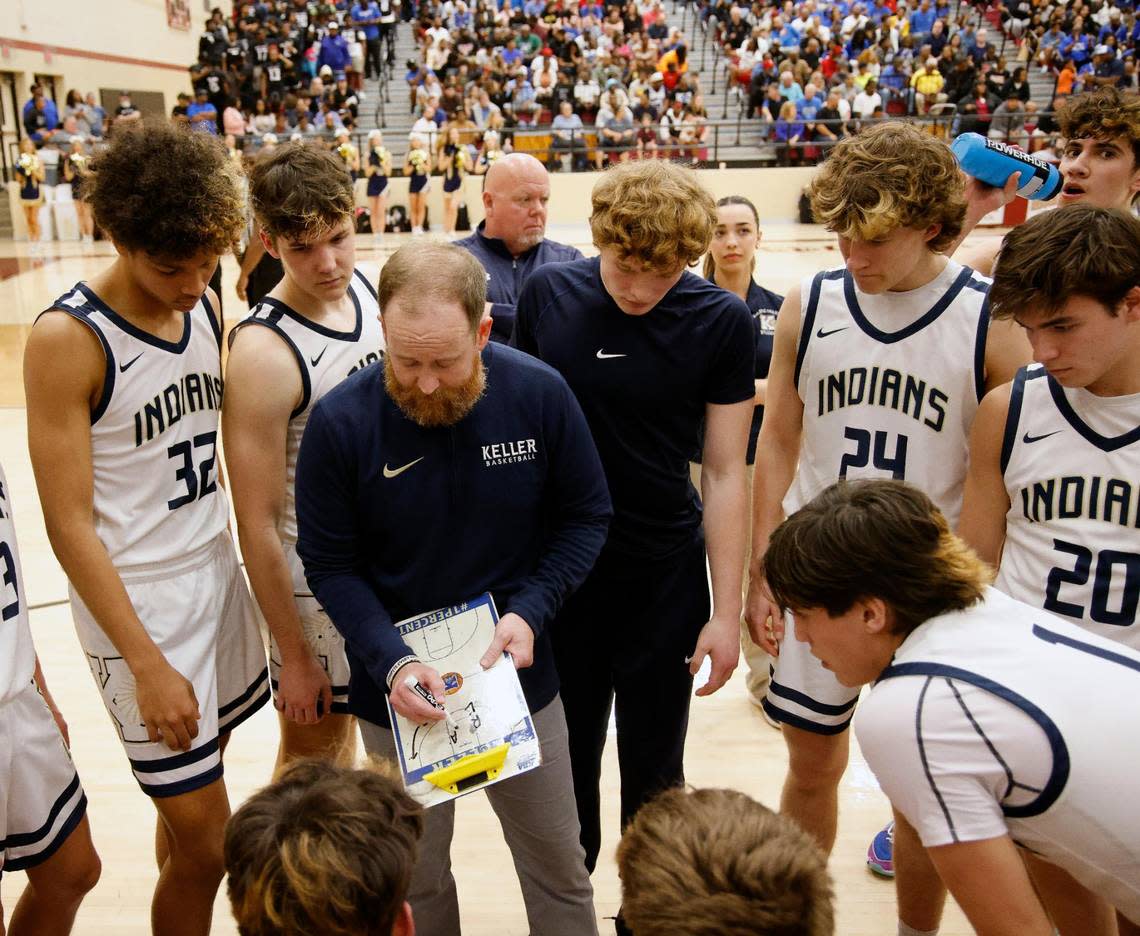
[950,133,1062,201]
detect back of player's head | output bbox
[86,119,245,259]
[249,141,356,244]
[224,759,423,936]
[991,205,1140,320]
[378,241,487,331]
[762,480,990,637]
[590,160,716,272]
[809,122,965,253]
[1058,87,1140,181]
[617,787,835,936]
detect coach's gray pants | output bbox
[359,694,599,936]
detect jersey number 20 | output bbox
[1045,538,1140,628]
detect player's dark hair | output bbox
[618,787,835,936]
[249,141,356,243]
[991,205,1140,320]
[86,119,244,258]
[761,480,990,637]
[1057,87,1140,198]
[224,759,422,936]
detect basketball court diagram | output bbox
[387,594,541,806]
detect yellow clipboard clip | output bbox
[423,742,511,796]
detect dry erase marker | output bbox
[404,674,458,731]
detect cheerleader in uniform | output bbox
[63,136,95,244]
[403,133,431,235]
[365,129,391,241]
[473,129,506,175]
[334,128,361,178]
[15,138,45,252]
[437,126,470,237]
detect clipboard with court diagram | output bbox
[386,593,541,808]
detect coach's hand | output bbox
[690,614,739,697]
[480,613,534,670]
[276,653,334,725]
[389,661,447,723]
[745,576,784,657]
[134,658,201,752]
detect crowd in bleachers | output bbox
[715,0,1138,162]
[14,0,1140,187]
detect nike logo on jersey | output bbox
[596,350,627,359]
[311,346,329,367]
[1023,429,1063,444]
[119,353,144,372]
[816,326,848,339]
[383,457,425,478]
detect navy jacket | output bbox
[455,222,583,343]
[295,343,612,726]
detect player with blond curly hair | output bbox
[24,120,270,936]
[513,162,755,929]
[743,121,1030,936]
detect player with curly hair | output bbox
[23,120,270,936]
[957,88,1140,275]
[513,161,755,924]
[743,121,1030,936]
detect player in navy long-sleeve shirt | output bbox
[454,154,582,343]
[295,243,608,935]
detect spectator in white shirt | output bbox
[852,78,882,118]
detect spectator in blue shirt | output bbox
[318,20,351,78]
[909,0,937,38]
[22,86,59,141]
[351,1,382,80]
[186,87,219,133]
[84,92,106,138]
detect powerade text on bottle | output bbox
[950,133,1063,201]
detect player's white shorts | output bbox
[70,533,270,798]
[266,543,351,715]
[0,680,88,874]
[763,611,860,734]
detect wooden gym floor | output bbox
[0,224,1001,934]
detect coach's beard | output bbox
[384,353,487,428]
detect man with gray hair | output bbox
[455,153,583,343]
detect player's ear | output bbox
[259,228,281,259]
[861,597,891,637]
[391,900,415,936]
[1120,286,1140,324]
[922,222,942,245]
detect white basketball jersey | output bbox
[47,284,229,569]
[996,364,1140,647]
[861,587,1140,921]
[786,262,989,526]
[232,268,383,559]
[0,461,35,705]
